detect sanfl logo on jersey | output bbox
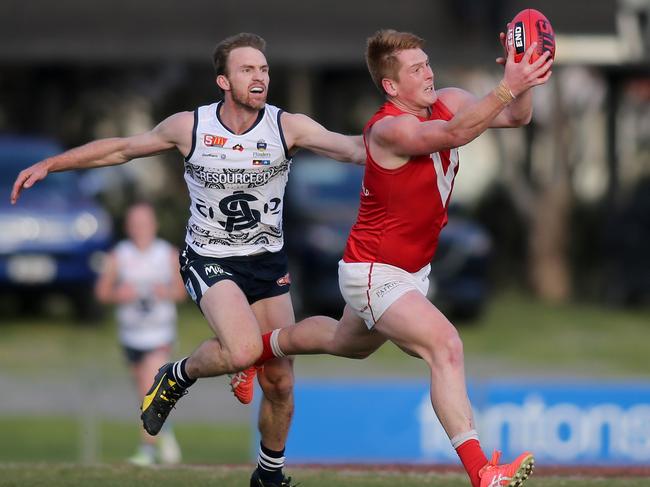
[203,134,228,147]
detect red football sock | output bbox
[254,332,275,366]
[455,439,488,487]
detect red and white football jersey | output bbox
[343,100,459,273]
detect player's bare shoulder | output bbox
[436,87,473,114]
[370,113,417,147]
[279,110,364,163]
[278,111,317,151]
[154,111,195,157]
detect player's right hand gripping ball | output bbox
[506,8,556,63]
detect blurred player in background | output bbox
[11,32,364,487]
[240,29,553,487]
[95,202,186,466]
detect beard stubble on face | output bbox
[230,84,267,112]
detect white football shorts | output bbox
[338,260,431,329]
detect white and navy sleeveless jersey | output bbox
[114,239,177,350]
[183,101,291,257]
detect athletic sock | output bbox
[256,442,285,483]
[171,357,196,389]
[255,329,284,366]
[452,431,488,487]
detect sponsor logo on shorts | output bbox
[253,159,271,166]
[277,273,291,286]
[185,278,197,301]
[204,263,233,278]
[375,280,399,298]
[232,144,244,152]
[203,134,228,147]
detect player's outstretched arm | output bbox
[280,112,365,164]
[10,111,192,204]
[443,34,553,128]
[439,85,536,129]
[491,31,548,127]
[375,43,552,158]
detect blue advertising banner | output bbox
[275,379,650,465]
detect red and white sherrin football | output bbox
[506,8,556,63]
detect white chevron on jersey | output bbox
[431,147,459,207]
[183,102,291,257]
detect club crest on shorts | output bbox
[277,273,291,286]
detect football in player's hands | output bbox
[506,9,556,63]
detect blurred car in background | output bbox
[284,153,491,321]
[0,135,112,320]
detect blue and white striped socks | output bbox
[256,442,285,483]
[171,357,196,389]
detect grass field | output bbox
[1,292,649,485]
[0,417,249,464]
[0,464,647,487]
[2,292,649,379]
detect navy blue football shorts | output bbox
[179,245,291,307]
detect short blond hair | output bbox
[366,29,425,95]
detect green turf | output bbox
[0,464,645,487]
[1,292,648,379]
[0,417,250,464]
[291,292,650,378]
[1,292,648,479]
[459,291,650,376]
